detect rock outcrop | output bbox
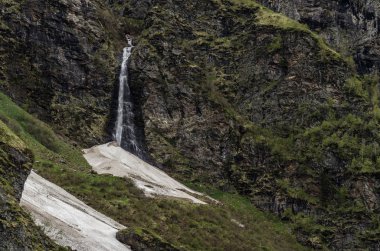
[116,227,180,251]
[0,120,63,250]
[124,0,380,249]
[257,0,380,74]
[0,0,124,146]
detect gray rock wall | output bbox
[258,0,380,74]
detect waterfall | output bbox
[114,38,142,156]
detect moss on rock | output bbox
[0,118,65,250]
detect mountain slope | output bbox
[0,0,123,146]
[0,120,64,250]
[257,0,380,74]
[0,92,306,249]
[21,171,130,251]
[1,0,380,249]
[125,0,380,249]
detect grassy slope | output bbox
[0,91,308,250]
[212,0,380,246]
[131,0,380,248]
[0,112,65,250]
[213,0,350,65]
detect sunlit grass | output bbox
[0,91,307,250]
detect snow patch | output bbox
[83,142,207,204]
[20,171,130,251]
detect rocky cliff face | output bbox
[0,120,63,250]
[125,0,380,249]
[0,0,125,146]
[1,0,380,250]
[257,0,380,74]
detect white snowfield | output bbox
[20,171,131,251]
[83,142,207,204]
[19,142,209,250]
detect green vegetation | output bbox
[132,0,380,247]
[0,120,25,150]
[0,0,22,15]
[98,0,145,34]
[267,35,282,53]
[211,0,343,62]
[344,76,368,98]
[0,93,71,153]
[252,0,342,61]
[301,113,380,174]
[0,106,65,250]
[1,0,377,248]
[0,192,66,250]
[0,91,307,250]
[197,52,380,245]
[118,226,180,250]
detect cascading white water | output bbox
[115,41,131,145]
[114,38,142,157]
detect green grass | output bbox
[0,93,62,152]
[0,93,89,172]
[266,35,282,53]
[0,120,25,150]
[252,1,342,60]
[213,0,343,61]
[0,95,65,250]
[0,91,307,250]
